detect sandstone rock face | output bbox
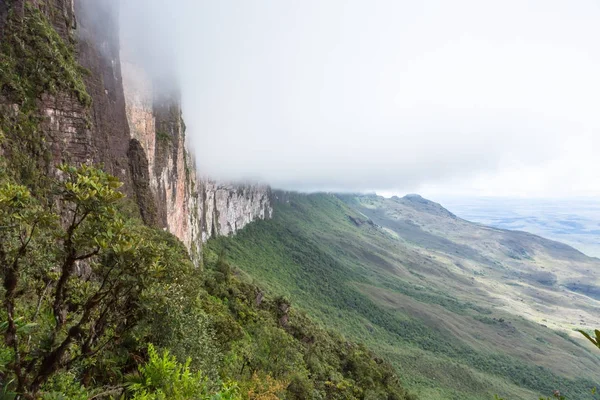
[120,55,273,260]
[203,182,273,241]
[115,4,273,260]
[42,93,95,166]
[1,0,272,264]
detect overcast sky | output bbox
[120,0,600,198]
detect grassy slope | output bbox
[208,192,600,400]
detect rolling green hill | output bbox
[208,192,600,400]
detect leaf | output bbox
[17,323,38,334]
[578,329,597,346]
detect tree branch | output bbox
[88,386,124,399]
[74,247,100,261]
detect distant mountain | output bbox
[439,197,600,258]
[392,194,457,218]
[209,192,600,400]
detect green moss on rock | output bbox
[0,3,92,189]
[0,3,91,108]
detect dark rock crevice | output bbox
[127,138,158,226]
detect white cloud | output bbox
[119,0,600,197]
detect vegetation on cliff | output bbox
[0,3,91,108]
[0,3,92,189]
[0,164,415,399]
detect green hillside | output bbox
[208,192,600,400]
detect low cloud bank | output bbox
[114,0,600,196]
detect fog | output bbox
[118,0,600,197]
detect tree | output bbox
[0,164,180,398]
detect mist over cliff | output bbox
[114,0,600,197]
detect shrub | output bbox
[126,344,239,400]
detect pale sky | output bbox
[120,0,600,198]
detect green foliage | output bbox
[494,389,568,399]
[138,233,222,382]
[126,344,238,400]
[0,164,213,397]
[200,249,415,400]
[149,297,221,380]
[39,372,90,400]
[578,329,600,350]
[155,130,172,143]
[0,3,91,108]
[0,162,414,399]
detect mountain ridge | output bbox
[345,192,589,261]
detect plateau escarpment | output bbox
[0,0,272,262]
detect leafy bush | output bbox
[126,344,239,400]
[0,165,223,398]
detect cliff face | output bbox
[0,0,272,263]
[120,54,272,259]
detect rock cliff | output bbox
[120,52,272,259]
[0,0,272,263]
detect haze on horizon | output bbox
[120,0,600,198]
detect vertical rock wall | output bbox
[120,57,272,258]
[98,1,272,257]
[74,0,133,185]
